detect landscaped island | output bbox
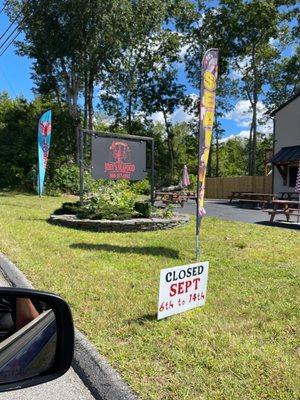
[50,186,189,231]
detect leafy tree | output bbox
[99,1,184,133]
[266,46,300,111]
[176,0,298,176]
[0,93,76,190]
[218,137,248,177]
[7,0,127,138]
[255,132,273,176]
[202,0,298,175]
[141,67,186,182]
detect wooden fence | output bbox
[205,176,272,199]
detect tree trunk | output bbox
[248,122,253,175]
[83,69,88,129]
[128,93,132,134]
[216,132,219,177]
[88,73,94,130]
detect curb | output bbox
[0,252,139,400]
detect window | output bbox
[289,166,298,187]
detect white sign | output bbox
[157,262,209,320]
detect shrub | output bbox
[131,179,150,195]
[134,201,151,218]
[46,163,99,195]
[78,185,138,220]
[53,201,82,215]
[188,174,197,191]
[45,162,152,199]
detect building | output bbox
[270,92,300,195]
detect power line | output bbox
[0,17,24,52]
[0,29,22,57]
[0,1,9,15]
[0,1,30,58]
[0,9,23,42]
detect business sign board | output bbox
[157,262,208,320]
[91,136,146,181]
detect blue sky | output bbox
[0,4,33,98]
[0,1,274,139]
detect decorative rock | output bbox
[49,213,189,232]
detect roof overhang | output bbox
[270,92,300,116]
[270,146,300,165]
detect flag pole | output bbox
[195,49,219,262]
[196,93,203,262]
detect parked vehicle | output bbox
[0,288,74,392]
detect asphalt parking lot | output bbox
[175,199,300,229]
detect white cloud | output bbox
[150,93,198,125]
[150,106,194,125]
[171,106,193,124]
[225,99,273,134]
[229,56,251,79]
[269,37,279,47]
[150,111,165,124]
[179,44,189,59]
[225,99,252,125]
[220,130,250,143]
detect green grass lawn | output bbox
[0,192,299,400]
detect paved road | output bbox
[0,273,95,400]
[175,199,271,224]
[171,199,300,229]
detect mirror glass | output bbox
[0,296,57,384]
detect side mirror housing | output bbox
[0,287,74,392]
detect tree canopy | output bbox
[0,0,298,190]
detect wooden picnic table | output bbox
[265,199,300,222]
[229,191,253,203]
[155,191,189,207]
[236,193,275,209]
[155,190,197,207]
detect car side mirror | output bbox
[0,287,74,392]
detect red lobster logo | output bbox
[40,121,52,136]
[110,141,130,163]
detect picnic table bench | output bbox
[239,193,275,209]
[264,199,300,222]
[229,192,275,209]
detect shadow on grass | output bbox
[0,191,35,197]
[255,221,300,230]
[70,243,180,258]
[128,313,158,325]
[18,217,46,222]
[0,202,37,209]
